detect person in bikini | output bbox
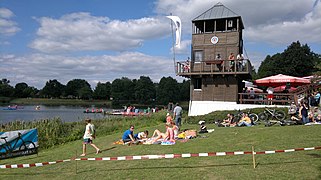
[151,123,175,143]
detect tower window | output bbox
[194,78,202,90]
[194,51,203,62]
[228,20,233,27]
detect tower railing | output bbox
[176,59,252,77]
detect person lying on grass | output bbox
[134,130,149,140]
[80,118,101,156]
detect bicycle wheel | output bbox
[275,110,286,121]
[249,113,259,124]
[258,112,268,121]
[19,141,37,154]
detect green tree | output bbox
[111,77,134,103]
[257,41,320,79]
[178,79,190,101]
[134,76,156,104]
[78,86,93,99]
[41,79,65,98]
[65,79,92,98]
[23,86,39,98]
[156,76,179,105]
[0,78,14,97]
[14,82,29,98]
[93,82,111,100]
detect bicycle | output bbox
[258,107,286,126]
[0,132,37,159]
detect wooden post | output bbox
[252,146,256,169]
[75,150,78,174]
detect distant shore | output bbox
[8,98,112,106]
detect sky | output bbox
[1,0,321,89]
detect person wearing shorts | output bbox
[267,87,274,105]
[80,118,101,156]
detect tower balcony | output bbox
[176,59,252,78]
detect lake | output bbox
[0,105,111,124]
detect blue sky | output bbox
[1,0,321,89]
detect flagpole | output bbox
[169,13,177,74]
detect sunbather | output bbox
[152,123,175,143]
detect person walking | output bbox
[173,103,183,129]
[80,118,101,156]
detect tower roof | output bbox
[193,2,240,21]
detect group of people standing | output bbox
[228,53,245,72]
[214,52,245,72]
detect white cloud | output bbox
[0,8,20,36]
[0,52,174,89]
[30,12,170,53]
[155,0,320,45]
[245,0,321,45]
[171,40,191,55]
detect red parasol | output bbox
[254,74,310,87]
[273,85,297,92]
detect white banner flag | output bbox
[166,16,181,48]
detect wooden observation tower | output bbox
[176,3,253,115]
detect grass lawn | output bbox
[1,123,321,180]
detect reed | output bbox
[0,111,166,149]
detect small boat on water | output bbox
[3,105,24,110]
[3,107,17,110]
[104,109,122,115]
[105,109,149,116]
[83,108,104,113]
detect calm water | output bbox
[0,105,111,124]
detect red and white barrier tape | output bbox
[0,159,71,169]
[75,146,321,161]
[1,146,320,168]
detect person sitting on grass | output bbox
[220,113,236,127]
[166,113,173,124]
[237,113,252,127]
[122,125,136,144]
[152,123,174,143]
[198,120,208,133]
[171,121,179,138]
[80,118,101,156]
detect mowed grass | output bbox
[0,123,321,180]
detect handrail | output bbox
[176,59,252,75]
[238,92,295,105]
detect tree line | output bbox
[0,76,190,105]
[253,41,321,79]
[1,41,320,105]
